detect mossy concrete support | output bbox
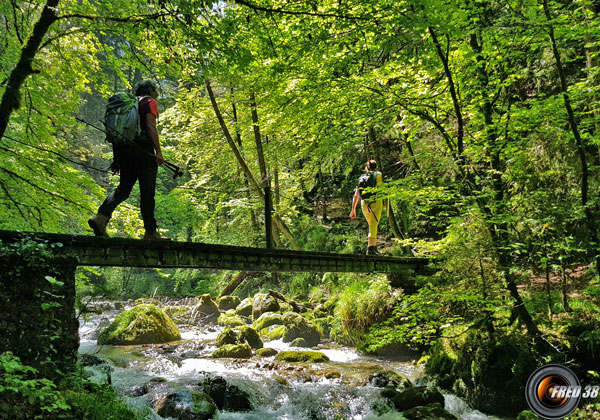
[0,252,78,374]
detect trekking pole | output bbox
[75,117,184,179]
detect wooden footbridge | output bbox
[0,230,429,274]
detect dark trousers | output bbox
[98,161,158,231]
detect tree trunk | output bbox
[468,28,541,341]
[0,0,60,141]
[231,88,260,235]
[559,258,571,313]
[541,0,599,269]
[219,271,252,297]
[428,26,464,166]
[545,258,553,320]
[205,78,300,249]
[250,91,280,247]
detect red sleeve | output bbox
[148,98,158,117]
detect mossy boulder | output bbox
[212,343,252,358]
[154,390,217,420]
[97,304,180,345]
[216,328,240,347]
[200,376,252,412]
[217,295,241,311]
[235,298,254,317]
[194,294,220,323]
[281,312,321,347]
[290,337,308,347]
[217,312,245,328]
[236,326,263,349]
[313,316,333,339]
[252,312,283,331]
[256,348,278,357]
[382,386,444,411]
[252,294,280,320]
[366,370,412,390]
[426,331,538,416]
[403,403,457,420]
[275,350,330,363]
[260,325,286,340]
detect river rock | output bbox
[256,347,278,357]
[216,328,239,347]
[403,403,457,420]
[236,326,263,349]
[275,350,329,363]
[281,312,321,347]
[258,324,284,340]
[366,370,412,390]
[218,312,245,327]
[193,294,220,323]
[235,298,254,317]
[382,386,444,411]
[200,376,252,411]
[212,342,253,358]
[252,312,283,331]
[154,390,217,420]
[290,337,308,347]
[252,294,280,320]
[79,353,105,366]
[97,304,181,345]
[217,295,241,311]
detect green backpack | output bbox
[357,171,379,200]
[104,92,145,145]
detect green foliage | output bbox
[331,275,399,346]
[294,216,353,253]
[0,352,69,420]
[426,329,541,415]
[359,284,445,354]
[0,351,146,420]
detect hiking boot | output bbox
[366,246,381,256]
[144,229,170,241]
[88,214,110,237]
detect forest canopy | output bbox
[2,1,600,417]
[1,0,600,338]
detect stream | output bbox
[78,302,507,420]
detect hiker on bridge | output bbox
[88,81,169,240]
[349,160,383,255]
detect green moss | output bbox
[275,350,329,363]
[281,312,321,346]
[260,325,286,340]
[217,295,241,311]
[252,312,283,331]
[235,298,253,317]
[426,330,539,416]
[217,312,245,328]
[256,348,278,357]
[212,343,252,358]
[97,304,180,345]
[403,402,457,420]
[236,326,263,349]
[216,328,239,347]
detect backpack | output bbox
[357,171,379,200]
[104,92,147,145]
